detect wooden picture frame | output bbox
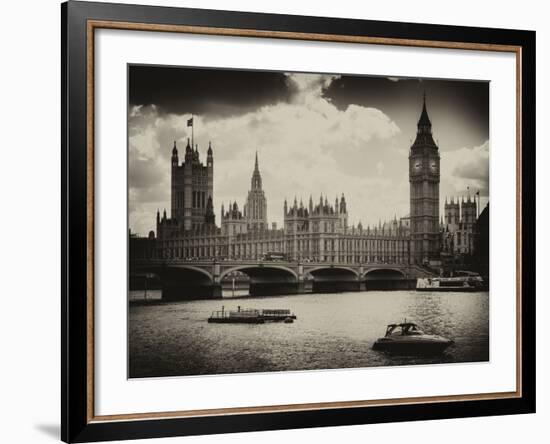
[62,1,536,442]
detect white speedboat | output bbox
[372,322,453,355]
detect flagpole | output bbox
[191,114,194,149]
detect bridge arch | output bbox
[363,267,410,291]
[167,264,214,282]
[305,265,361,293]
[305,265,360,279]
[362,268,407,279]
[219,265,298,282]
[132,263,214,283]
[137,265,216,301]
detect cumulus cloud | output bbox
[128,73,405,235]
[441,140,490,198]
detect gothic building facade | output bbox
[154,149,411,264]
[441,195,478,255]
[283,195,410,263]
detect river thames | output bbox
[128,290,489,378]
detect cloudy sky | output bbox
[128,65,489,236]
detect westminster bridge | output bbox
[130,258,435,300]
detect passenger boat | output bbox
[372,322,454,354]
[416,271,485,292]
[208,307,264,324]
[207,307,296,324]
[260,309,297,321]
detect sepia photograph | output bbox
[128,64,490,379]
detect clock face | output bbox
[430,160,438,172]
[414,161,421,170]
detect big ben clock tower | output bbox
[409,94,440,264]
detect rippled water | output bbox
[128,290,489,378]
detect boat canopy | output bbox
[385,323,424,336]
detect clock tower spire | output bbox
[409,93,440,264]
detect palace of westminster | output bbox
[132,97,481,266]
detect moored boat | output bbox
[416,271,485,292]
[372,322,453,354]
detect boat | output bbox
[372,322,454,354]
[260,309,297,321]
[207,306,296,324]
[208,307,264,324]
[416,271,485,292]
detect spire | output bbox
[250,151,262,190]
[418,91,432,128]
[172,140,178,156]
[207,140,213,156]
[412,92,437,149]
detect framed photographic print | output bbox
[61,1,536,442]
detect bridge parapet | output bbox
[131,258,434,281]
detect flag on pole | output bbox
[187,117,193,127]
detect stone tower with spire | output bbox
[244,151,268,231]
[409,93,441,264]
